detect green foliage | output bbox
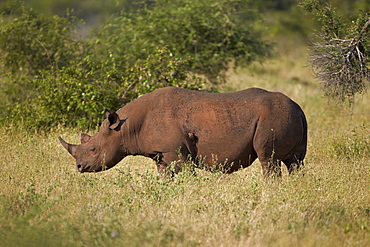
[118,47,204,103]
[95,0,270,83]
[0,2,82,77]
[7,47,203,130]
[300,0,370,105]
[0,0,271,130]
[9,60,121,130]
[0,2,90,127]
[299,0,344,38]
[0,2,206,130]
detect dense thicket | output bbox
[0,0,269,130]
[1,0,369,130]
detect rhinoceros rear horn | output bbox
[58,136,78,158]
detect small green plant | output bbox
[330,125,370,160]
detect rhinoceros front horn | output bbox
[58,136,78,158]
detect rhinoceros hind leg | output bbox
[259,155,282,178]
[283,156,304,174]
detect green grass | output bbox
[1,47,369,246]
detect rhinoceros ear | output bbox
[104,109,112,119]
[81,133,91,144]
[104,109,121,130]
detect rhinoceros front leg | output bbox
[154,152,183,178]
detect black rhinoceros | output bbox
[59,87,307,177]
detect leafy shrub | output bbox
[0,1,90,128]
[94,0,270,84]
[7,48,203,130]
[0,2,82,77]
[1,0,270,130]
[118,47,204,103]
[9,60,120,130]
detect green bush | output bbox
[0,2,82,77]
[0,2,88,127]
[0,0,270,130]
[95,0,270,84]
[8,61,118,130]
[118,47,204,103]
[7,48,203,130]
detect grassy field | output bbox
[0,46,369,246]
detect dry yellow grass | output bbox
[0,46,369,247]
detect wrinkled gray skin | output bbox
[59,87,307,178]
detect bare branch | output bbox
[308,17,370,105]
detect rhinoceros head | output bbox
[58,110,126,173]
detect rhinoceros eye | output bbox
[89,147,97,153]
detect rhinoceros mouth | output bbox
[78,163,105,173]
[77,164,85,173]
